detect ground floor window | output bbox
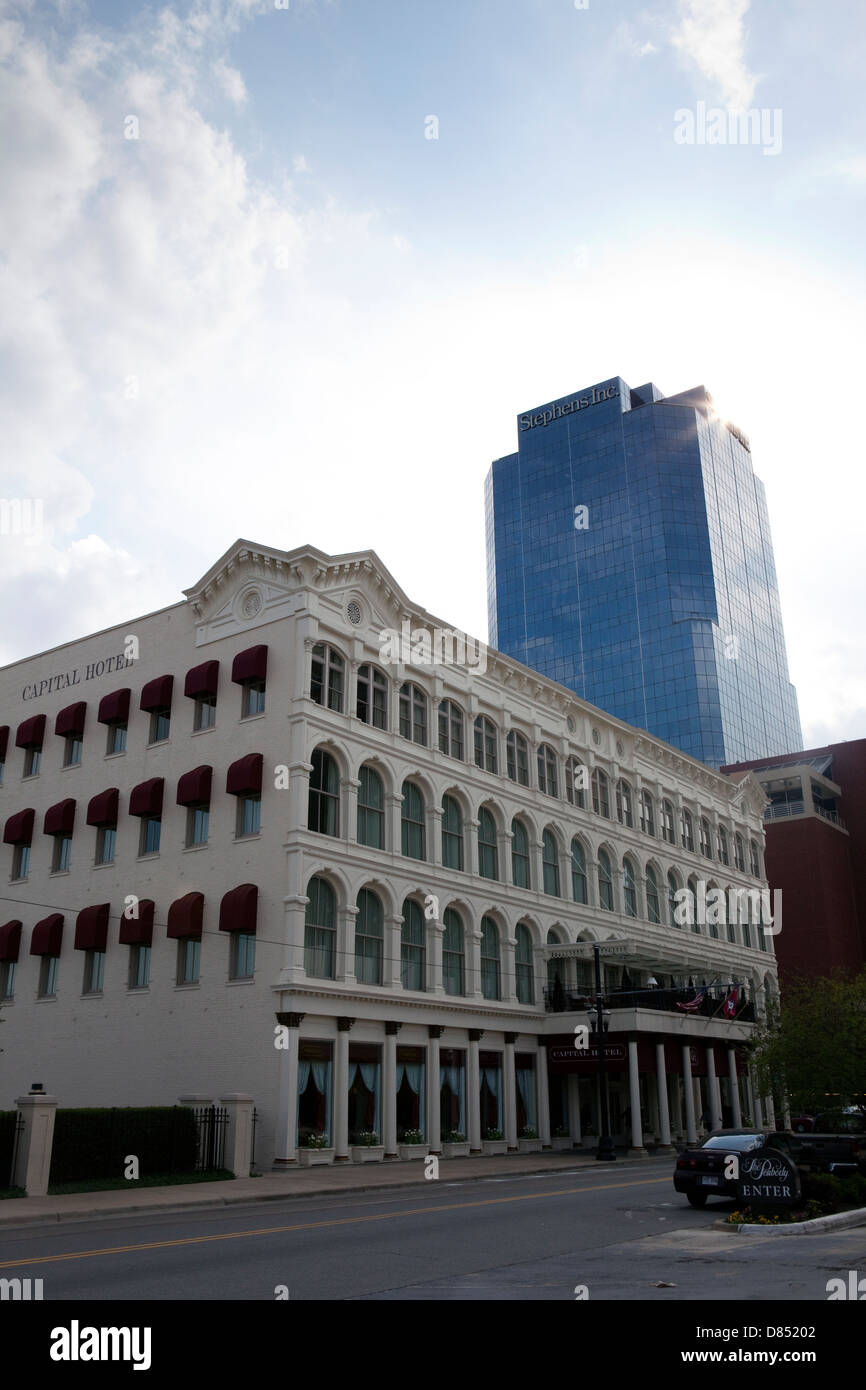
[349,1046,381,1141]
[297,1042,332,1146]
[396,1047,426,1139]
[440,1049,466,1136]
[479,1053,502,1136]
[515,1055,537,1133]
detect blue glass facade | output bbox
[485,377,802,768]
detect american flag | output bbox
[676,986,708,1013]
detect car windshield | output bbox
[702,1135,762,1152]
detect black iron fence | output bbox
[0,1110,23,1189]
[543,984,756,1022]
[192,1105,228,1173]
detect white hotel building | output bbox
[0,541,780,1169]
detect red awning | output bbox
[232,645,268,684]
[119,898,155,946]
[184,660,219,700]
[219,883,258,934]
[16,714,46,749]
[30,913,63,957]
[3,808,35,846]
[98,688,131,724]
[167,892,204,939]
[129,778,164,817]
[139,675,174,712]
[0,920,22,962]
[43,798,76,836]
[74,903,110,952]
[87,788,120,827]
[226,752,263,796]
[176,765,213,807]
[0,726,9,761]
[54,702,87,738]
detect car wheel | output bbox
[687,1191,708,1208]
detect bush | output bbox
[801,1170,866,1211]
[0,1111,18,1188]
[49,1107,200,1184]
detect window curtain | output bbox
[441,1064,465,1134]
[481,1066,502,1129]
[357,1062,381,1136]
[296,1058,332,1143]
[516,1066,537,1130]
[397,1062,426,1137]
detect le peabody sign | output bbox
[736,1148,801,1208]
[21,650,136,702]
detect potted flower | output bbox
[518,1125,542,1154]
[297,1132,334,1166]
[551,1125,572,1152]
[441,1130,471,1159]
[481,1127,507,1156]
[397,1128,428,1160]
[350,1130,385,1163]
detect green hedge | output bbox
[49,1107,200,1184]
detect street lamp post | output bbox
[593,943,617,1162]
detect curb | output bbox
[714,1207,866,1236]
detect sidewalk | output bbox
[0,1148,666,1228]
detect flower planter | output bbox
[481,1139,508,1156]
[398,1143,429,1160]
[351,1145,385,1163]
[297,1147,334,1166]
[518,1138,543,1154]
[441,1142,471,1159]
[551,1137,573,1151]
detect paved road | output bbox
[1,1159,863,1300]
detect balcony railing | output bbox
[543,984,756,1023]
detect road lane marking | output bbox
[0,1176,670,1270]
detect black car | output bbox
[673,1129,797,1207]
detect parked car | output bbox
[673,1129,797,1208]
[792,1110,865,1134]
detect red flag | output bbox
[723,987,739,1018]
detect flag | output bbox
[676,986,708,1013]
[723,987,739,1019]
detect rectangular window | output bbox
[186,805,209,847]
[231,932,256,980]
[83,949,105,994]
[38,955,59,998]
[52,835,72,873]
[194,696,217,731]
[140,816,161,855]
[238,795,261,837]
[107,723,127,755]
[12,844,30,880]
[96,825,117,865]
[242,681,266,717]
[64,735,83,767]
[24,747,41,777]
[128,944,151,989]
[149,709,171,744]
[0,960,14,999]
[177,938,201,985]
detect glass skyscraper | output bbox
[485,376,802,768]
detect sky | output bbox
[1,0,864,751]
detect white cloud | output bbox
[212,56,247,105]
[292,153,310,173]
[671,0,757,110]
[832,155,866,183]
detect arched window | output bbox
[542,830,560,896]
[401,781,425,860]
[571,838,588,904]
[355,888,383,984]
[400,898,426,990]
[515,924,533,1004]
[591,769,610,818]
[742,917,752,949]
[356,664,388,729]
[438,700,464,759]
[305,876,336,978]
[399,682,428,746]
[750,839,761,877]
[706,884,719,939]
[681,808,694,852]
[667,870,680,927]
[474,716,498,774]
[717,825,730,865]
[442,908,465,995]
[566,758,587,808]
[478,807,498,880]
[687,876,700,933]
[598,849,614,911]
[357,765,384,849]
[734,833,746,872]
[699,816,712,858]
[537,744,558,797]
[616,779,633,828]
[310,644,344,712]
[622,856,637,917]
[640,790,655,836]
[480,917,501,1000]
[441,795,464,871]
[661,799,675,844]
[511,818,531,889]
[646,865,661,923]
[308,748,339,836]
[506,730,529,786]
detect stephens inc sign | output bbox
[519,383,620,432]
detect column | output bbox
[273,1011,303,1167]
[339,904,359,984]
[655,1040,673,1150]
[627,1038,646,1156]
[334,1019,352,1161]
[220,1095,254,1178]
[468,1030,482,1152]
[469,928,483,1001]
[430,921,445,996]
[383,1022,400,1158]
[281,895,309,986]
[706,1046,722,1131]
[466,816,478,877]
[386,792,403,858]
[13,1091,58,1197]
[502,932,517,1004]
[681,1044,697,1144]
[504,1034,518,1149]
[344,776,360,845]
[384,913,403,990]
[288,760,314,834]
[427,1026,442,1152]
[536,1041,551,1147]
[727,1047,742,1127]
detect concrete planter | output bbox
[297,1147,335,1166]
[351,1145,385,1163]
[440,1142,471,1158]
[518,1138,543,1154]
[481,1139,508,1156]
[551,1137,573,1151]
[398,1143,429,1160]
